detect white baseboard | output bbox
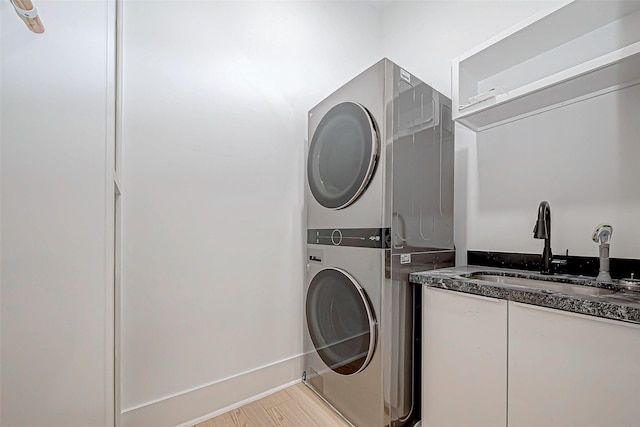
[176,378,302,427]
[121,353,304,427]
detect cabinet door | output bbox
[423,288,508,427]
[508,302,640,427]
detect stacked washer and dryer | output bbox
[303,59,455,427]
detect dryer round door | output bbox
[306,267,377,375]
[308,102,379,210]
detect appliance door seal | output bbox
[306,267,377,375]
[307,102,379,210]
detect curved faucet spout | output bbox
[533,201,550,239]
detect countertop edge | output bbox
[410,266,640,325]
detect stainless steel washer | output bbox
[304,245,385,427]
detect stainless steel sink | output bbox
[467,274,616,296]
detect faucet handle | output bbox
[553,249,569,263]
[551,250,569,273]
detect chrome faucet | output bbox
[533,201,553,274]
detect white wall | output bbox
[383,1,640,261]
[381,1,558,99]
[5,2,637,426]
[471,87,640,258]
[0,1,115,426]
[119,2,381,425]
[382,1,563,265]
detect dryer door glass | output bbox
[308,102,378,210]
[306,268,376,375]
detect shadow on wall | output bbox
[467,84,640,258]
[475,85,640,211]
[616,85,640,203]
[454,123,473,266]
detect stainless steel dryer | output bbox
[304,59,456,427]
[306,58,454,249]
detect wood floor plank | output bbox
[240,401,274,427]
[264,405,296,427]
[259,389,291,410]
[228,408,252,427]
[285,383,351,426]
[194,382,350,427]
[270,399,319,427]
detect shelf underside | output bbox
[457,48,640,131]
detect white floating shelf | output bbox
[453,0,640,131]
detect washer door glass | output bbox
[306,268,377,375]
[308,102,378,210]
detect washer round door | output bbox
[307,102,379,210]
[306,267,377,375]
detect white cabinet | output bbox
[508,302,640,427]
[452,0,640,131]
[423,287,508,427]
[423,288,640,427]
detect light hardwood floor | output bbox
[194,382,352,427]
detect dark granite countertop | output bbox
[409,265,640,325]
